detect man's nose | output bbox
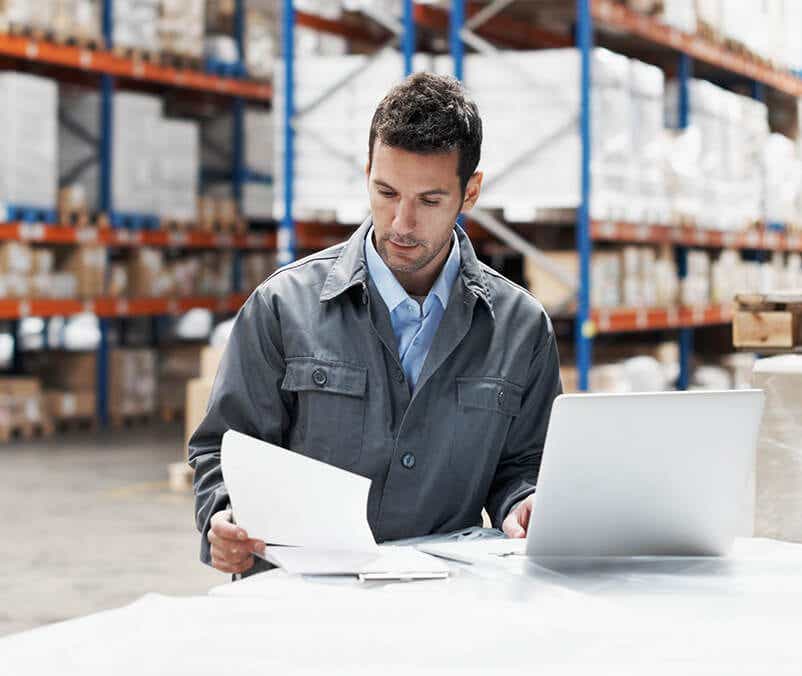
[392,198,415,234]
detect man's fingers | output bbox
[502,512,525,539]
[213,555,255,575]
[212,542,254,565]
[210,510,248,542]
[247,539,266,555]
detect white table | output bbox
[2,538,802,675]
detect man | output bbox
[190,73,562,576]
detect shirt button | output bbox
[312,368,328,387]
[401,452,416,469]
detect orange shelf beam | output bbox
[590,220,802,252]
[0,222,276,249]
[295,11,384,43]
[592,0,802,97]
[0,294,249,320]
[591,304,733,333]
[414,2,571,49]
[0,33,271,100]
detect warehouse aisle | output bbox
[0,423,221,637]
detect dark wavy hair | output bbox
[368,72,482,195]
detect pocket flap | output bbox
[282,357,367,398]
[457,377,522,416]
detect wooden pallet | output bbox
[159,218,193,232]
[199,218,249,235]
[160,406,184,424]
[733,292,802,350]
[53,31,105,51]
[110,412,155,429]
[4,23,104,50]
[159,50,202,71]
[168,461,194,493]
[113,45,160,64]
[0,420,55,443]
[54,417,98,433]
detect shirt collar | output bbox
[364,227,461,313]
[320,216,494,320]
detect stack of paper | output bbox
[220,430,449,580]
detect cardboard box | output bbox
[57,245,106,298]
[0,377,47,428]
[161,344,204,380]
[31,352,96,391]
[127,248,171,297]
[159,378,187,413]
[200,346,224,379]
[44,390,96,420]
[184,376,214,456]
[0,377,41,397]
[733,311,802,349]
[0,242,33,275]
[110,348,157,418]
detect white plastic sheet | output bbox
[751,356,802,543]
[2,539,802,674]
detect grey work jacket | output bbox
[189,218,562,571]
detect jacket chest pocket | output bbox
[450,377,523,477]
[281,357,368,469]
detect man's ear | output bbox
[365,161,370,178]
[460,171,484,213]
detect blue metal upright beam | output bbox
[233,0,246,209]
[96,0,115,426]
[280,0,296,266]
[677,53,693,391]
[450,0,465,82]
[576,0,593,392]
[402,0,416,76]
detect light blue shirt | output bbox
[365,227,461,391]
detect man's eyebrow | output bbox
[373,179,450,196]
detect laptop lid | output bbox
[526,390,765,557]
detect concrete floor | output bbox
[0,422,223,637]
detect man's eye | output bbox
[421,199,440,207]
[378,190,395,198]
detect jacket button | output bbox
[395,368,405,383]
[497,390,505,406]
[401,452,416,469]
[312,368,328,387]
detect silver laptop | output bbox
[526,389,764,557]
[421,390,765,562]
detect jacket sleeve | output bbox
[485,321,563,529]
[188,287,292,565]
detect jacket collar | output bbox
[319,215,495,317]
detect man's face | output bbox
[367,141,481,280]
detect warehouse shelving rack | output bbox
[0,0,276,426]
[278,0,418,268]
[440,0,802,391]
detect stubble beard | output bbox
[377,227,454,274]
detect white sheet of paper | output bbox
[221,429,378,552]
[261,545,450,577]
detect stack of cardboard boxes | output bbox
[109,349,157,423]
[168,343,222,491]
[158,344,204,419]
[30,352,97,427]
[0,377,53,441]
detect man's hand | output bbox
[501,495,535,539]
[208,509,266,574]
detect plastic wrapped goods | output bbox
[751,356,802,543]
[434,49,633,222]
[0,73,58,211]
[59,87,162,215]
